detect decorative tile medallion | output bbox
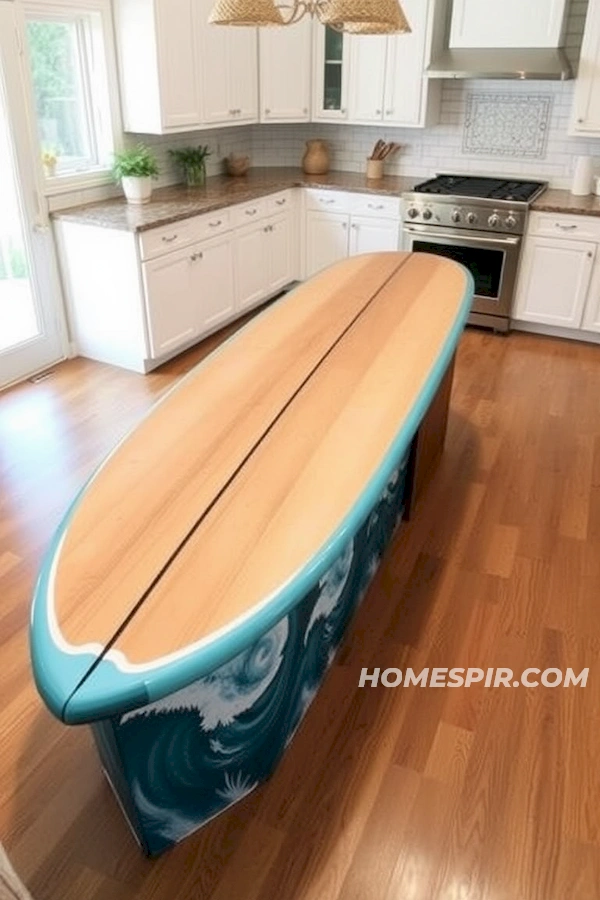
[463,93,553,159]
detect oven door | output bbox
[403,224,521,328]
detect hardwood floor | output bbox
[1,326,599,900]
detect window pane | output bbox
[26,17,94,171]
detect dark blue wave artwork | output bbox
[92,451,410,855]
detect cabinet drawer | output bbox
[193,209,231,242]
[528,212,600,242]
[230,198,268,228]
[266,190,294,215]
[139,220,196,260]
[304,189,352,214]
[349,194,401,219]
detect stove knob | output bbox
[407,206,419,219]
[488,213,501,228]
[451,209,461,224]
[422,208,433,221]
[466,212,478,225]
[505,214,518,229]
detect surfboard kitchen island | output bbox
[31,252,473,855]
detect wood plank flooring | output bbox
[1,324,600,900]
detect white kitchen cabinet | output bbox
[344,0,440,128]
[348,36,388,124]
[349,217,400,256]
[306,210,349,276]
[267,215,294,294]
[143,246,199,357]
[114,0,202,133]
[195,236,236,331]
[198,0,258,125]
[235,222,268,312]
[260,19,311,122]
[513,235,595,329]
[571,0,600,135]
[450,0,566,48]
[313,25,350,120]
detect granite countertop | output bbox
[531,188,600,218]
[52,168,419,232]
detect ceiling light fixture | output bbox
[208,0,412,35]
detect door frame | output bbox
[0,0,69,390]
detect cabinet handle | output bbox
[375,109,382,115]
[209,220,222,227]
[320,198,335,205]
[190,251,203,262]
[578,117,584,123]
[246,208,258,216]
[588,251,594,258]
[276,199,287,206]
[385,109,394,116]
[162,234,178,243]
[342,221,348,229]
[351,223,358,229]
[303,108,308,115]
[341,108,346,114]
[555,223,578,231]
[265,108,271,115]
[368,203,385,210]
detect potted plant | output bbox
[112,144,159,205]
[169,145,212,188]
[41,148,59,178]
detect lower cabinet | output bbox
[349,216,400,255]
[306,210,349,276]
[196,236,236,331]
[143,247,199,358]
[306,207,401,276]
[235,214,294,313]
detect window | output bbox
[25,4,115,178]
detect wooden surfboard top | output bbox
[31,252,472,723]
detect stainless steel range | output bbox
[402,175,547,332]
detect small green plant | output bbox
[111,144,159,181]
[169,144,212,187]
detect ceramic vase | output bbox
[302,140,330,176]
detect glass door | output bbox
[0,2,65,390]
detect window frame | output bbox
[22,0,123,195]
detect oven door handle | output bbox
[404,226,521,248]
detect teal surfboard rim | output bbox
[30,263,474,725]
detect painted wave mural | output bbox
[92,452,409,856]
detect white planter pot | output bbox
[122,176,153,205]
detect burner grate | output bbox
[414,175,544,203]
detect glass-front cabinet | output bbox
[313,25,350,120]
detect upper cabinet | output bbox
[313,25,350,120]
[260,18,311,122]
[346,0,441,128]
[114,0,258,134]
[571,0,600,136]
[450,0,567,49]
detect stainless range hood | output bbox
[427,47,572,81]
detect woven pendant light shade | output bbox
[320,0,408,28]
[340,3,411,34]
[208,0,284,25]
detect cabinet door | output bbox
[384,0,429,127]
[227,27,259,122]
[305,210,349,276]
[155,0,202,129]
[260,19,311,122]
[572,0,600,134]
[349,217,400,256]
[234,222,268,312]
[514,236,595,328]
[267,214,293,294]
[198,6,231,124]
[143,247,197,358]
[313,24,349,120]
[194,236,236,333]
[348,35,387,124]
[450,0,566,48]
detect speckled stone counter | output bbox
[51,168,418,232]
[531,188,600,218]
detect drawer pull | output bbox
[555,223,578,231]
[162,234,178,243]
[209,220,222,227]
[190,251,203,262]
[245,208,258,216]
[368,203,385,210]
[276,199,287,206]
[320,198,336,205]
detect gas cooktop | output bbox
[413,175,546,204]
